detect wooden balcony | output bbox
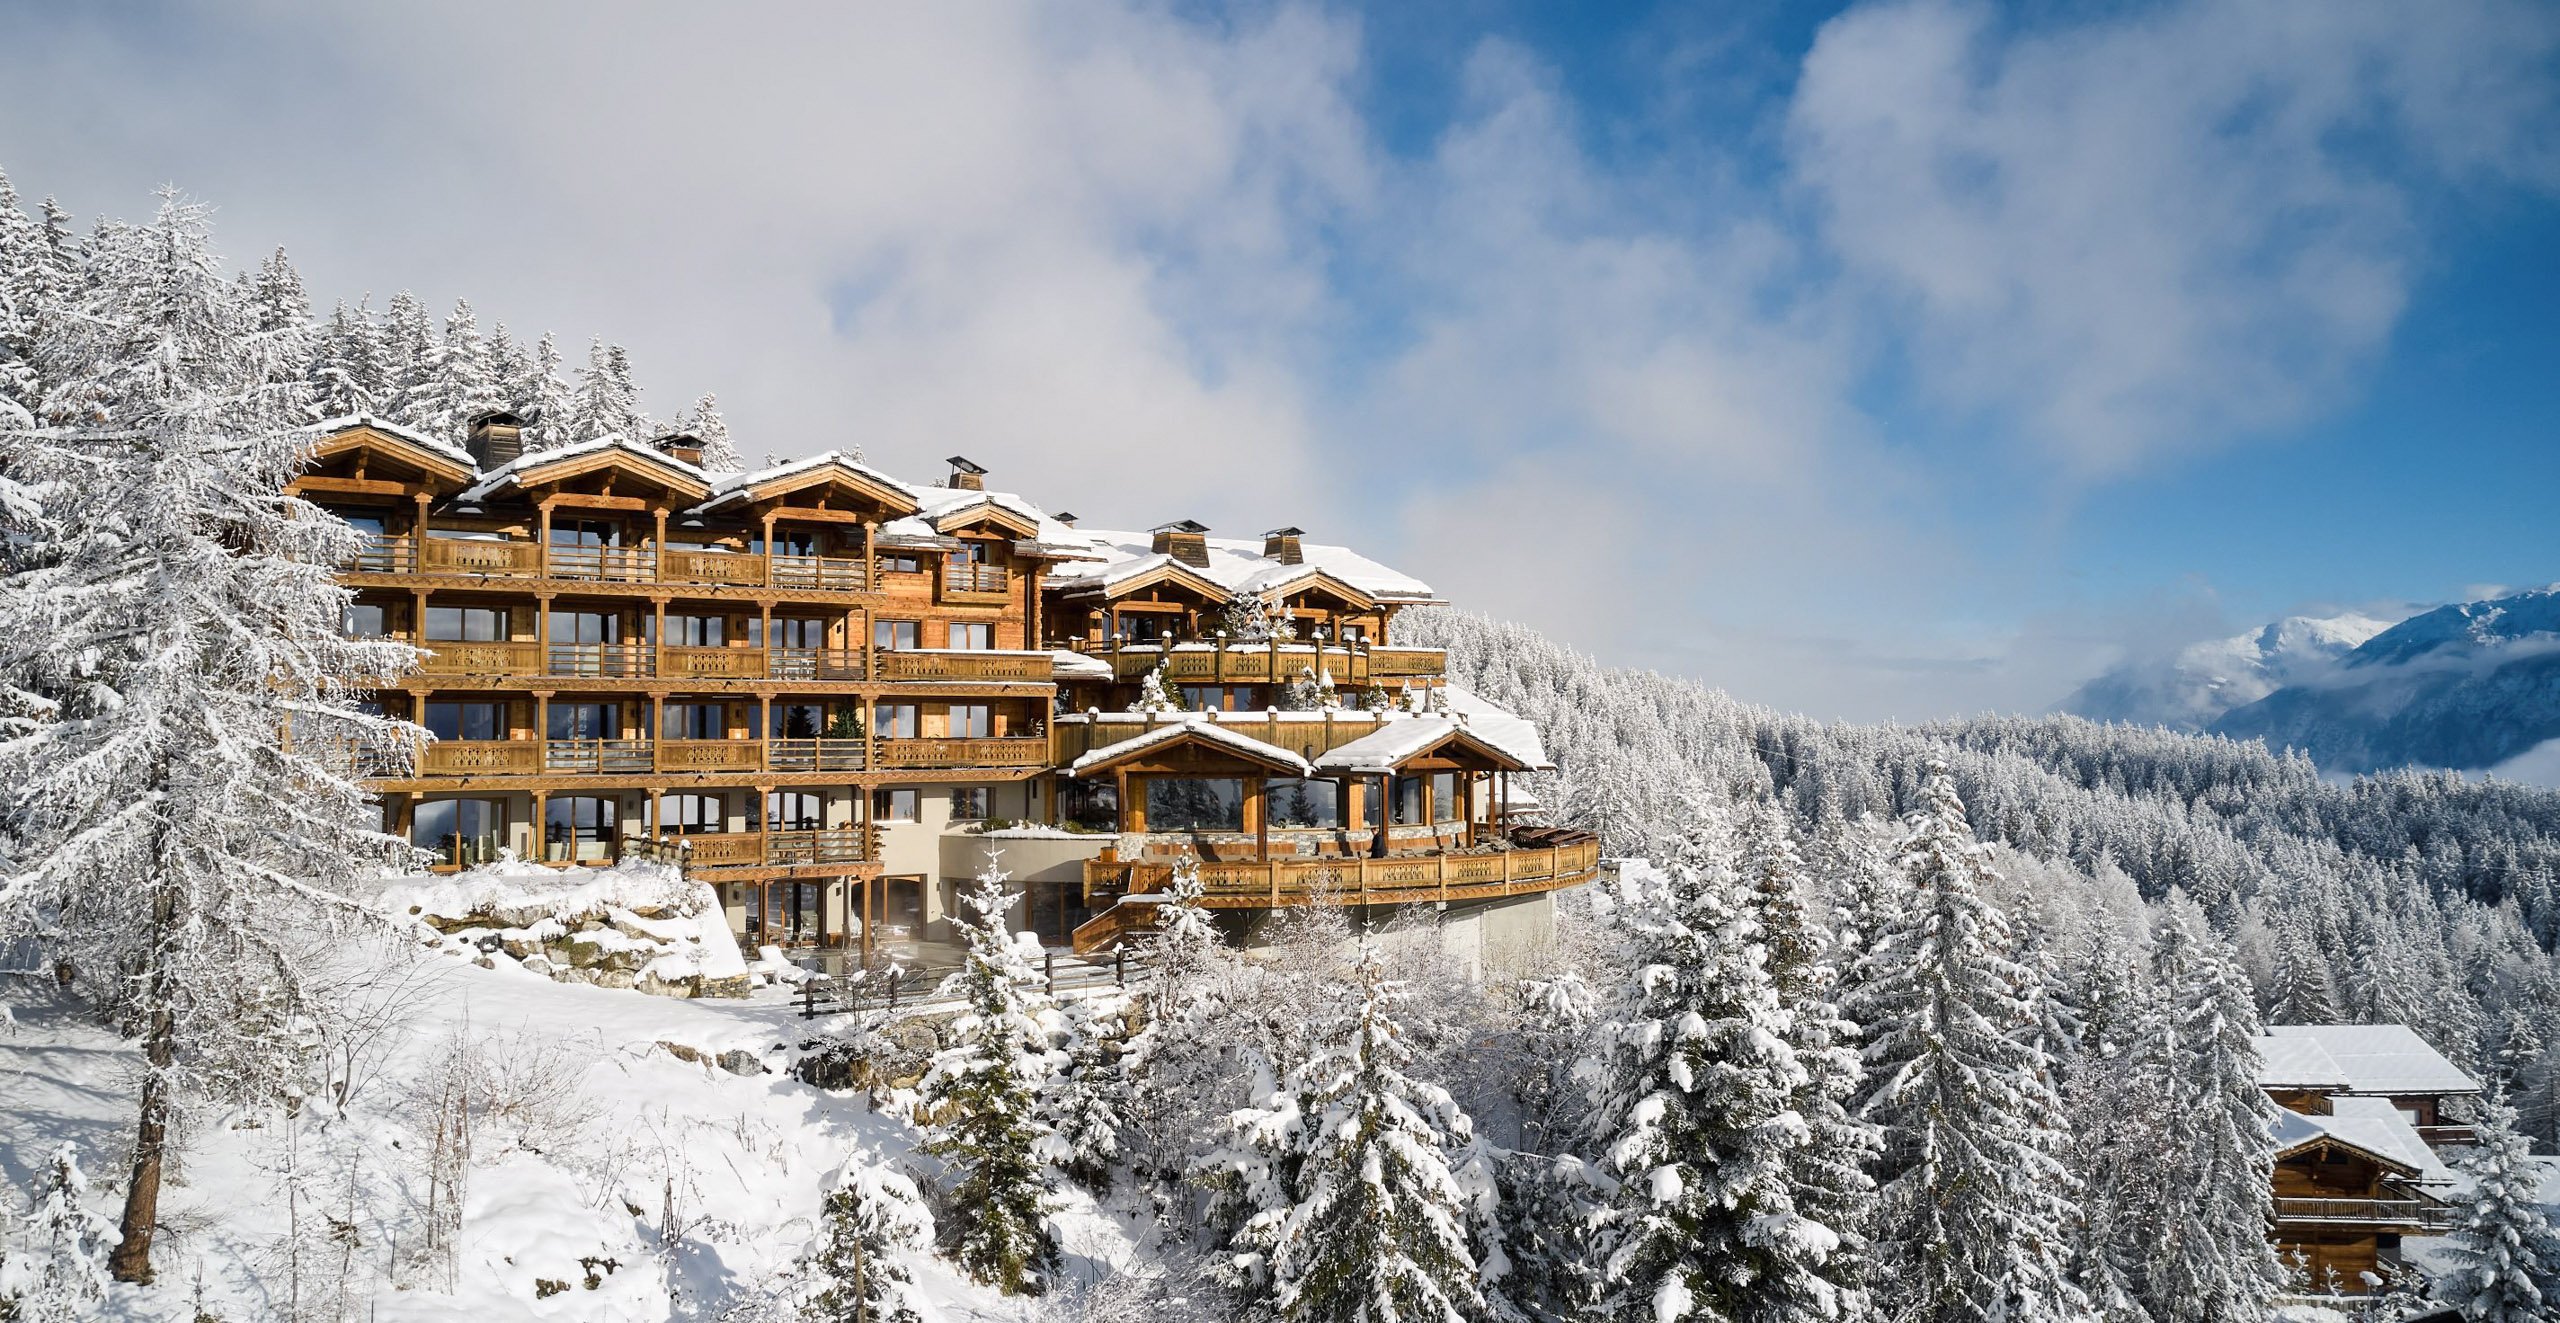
[640,827,875,875]
[873,735,1051,770]
[659,645,768,679]
[2271,1197,2454,1231]
[421,740,542,775]
[874,649,1054,683]
[940,562,1012,604]
[768,648,867,681]
[658,739,768,772]
[344,535,873,594]
[1073,640,1446,686]
[419,640,544,676]
[1079,834,1601,915]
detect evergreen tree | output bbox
[1,1144,114,1322]
[801,1162,937,1323]
[376,289,434,428]
[1135,660,1183,714]
[1232,948,1495,1323]
[1854,761,2090,1323]
[513,331,574,450]
[422,299,504,444]
[2267,914,2336,1025]
[2438,1092,2560,1323]
[306,298,386,418]
[920,858,1060,1295]
[0,191,421,1282]
[679,391,741,470]
[564,338,645,443]
[1044,995,1129,1195]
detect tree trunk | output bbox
[110,871,179,1284]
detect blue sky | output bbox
[2,0,2555,720]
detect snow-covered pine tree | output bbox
[1152,852,1221,988]
[1135,660,1182,714]
[1584,794,1837,1323]
[1855,760,2090,1323]
[2437,1091,2560,1323]
[242,246,308,335]
[2267,912,2336,1025]
[921,857,1061,1295]
[422,300,504,445]
[1217,592,1278,644]
[1281,666,1322,712]
[564,338,646,443]
[801,1161,939,1323]
[306,298,387,419]
[1237,947,1494,1323]
[678,392,741,470]
[513,331,574,450]
[376,289,435,429]
[0,191,422,1283]
[1743,803,1880,1321]
[1,1143,114,1322]
[1045,994,1130,1195]
[2134,894,2283,1323]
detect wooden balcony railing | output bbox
[419,641,544,676]
[660,645,768,679]
[941,562,1011,599]
[873,735,1051,769]
[420,740,542,775]
[2271,1197,2454,1230]
[341,536,873,593]
[769,648,867,681]
[874,649,1054,683]
[544,643,657,678]
[641,826,874,873]
[1082,835,1601,908]
[1077,640,1446,686]
[658,738,767,772]
[767,738,868,773]
[542,738,656,775]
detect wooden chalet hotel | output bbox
[297,413,1598,961]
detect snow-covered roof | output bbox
[1066,719,1312,777]
[2262,1025,2480,1096]
[2269,1099,2454,1187]
[1312,715,1534,774]
[692,450,919,513]
[308,412,477,467]
[876,483,1087,548]
[457,432,711,501]
[1442,685,1553,770]
[1047,528,1437,603]
[1050,650,1117,682]
[2254,1036,2353,1090]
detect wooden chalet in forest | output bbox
[2256,1024,2480,1293]
[298,415,1596,964]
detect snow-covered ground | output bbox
[0,937,1147,1321]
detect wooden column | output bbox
[532,693,550,771]
[536,502,553,578]
[531,790,549,864]
[652,599,667,676]
[653,508,669,581]
[1253,777,1269,862]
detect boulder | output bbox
[716,1049,765,1077]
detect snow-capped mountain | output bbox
[2210,584,2560,776]
[2061,612,2399,732]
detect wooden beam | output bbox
[289,475,416,498]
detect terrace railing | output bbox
[341,535,875,594]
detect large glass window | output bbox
[423,701,505,741]
[412,797,503,867]
[1391,775,1427,826]
[771,617,828,648]
[653,615,724,646]
[872,788,920,821]
[873,619,919,651]
[424,606,508,642]
[547,702,619,740]
[948,622,994,649]
[950,787,992,820]
[662,702,727,739]
[1060,778,1119,832]
[662,793,726,834]
[1181,685,1262,712]
[544,796,618,862]
[1264,778,1340,830]
[1147,778,1245,832]
[946,704,993,738]
[1114,612,1171,644]
[766,791,824,832]
[768,703,824,738]
[872,704,919,739]
[881,553,923,575]
[549,518,621,547]
[343,602,390,637]
[548,610,619,644]
[1432,772,1462,822]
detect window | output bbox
[761,529,817,557]
[950,787,993,820]
[874,619,920,651]
[1391,775,1427,826]
[423,701,505,741]
[771,617,829,648]
[343,602,390,637]
[881,553,923,574]
[1338,622,1368,644]
[946,704,993,738]
[768,702,824,738]
[548,518,621,547]
[1147,778,1244,832]
[872,704,919,739]
[1432,772,1462,822]
[662,702,728,740]
[425,605,508,642]
[413,797,503,867]
[337,511,389,538]
[1114,612,1171,644]
[1060,779,1119,832]
[948,621,994,650]
[952,541,991,564]
[1181,685,1262,712]
[544,796,618,862]
[653,614,725,646]
[872,788,920,821]
[548,610,620,644]
[1264,778,1340,829]
[662,792,727,834]
[765,791,824,832]
[547,701,619,740]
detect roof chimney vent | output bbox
[1263,526,1305,565]
[466,410,525,471]
[946,455,986,491]
[1054,511,1078,527]
[652,432,706,468]
[1151,519,1212,569]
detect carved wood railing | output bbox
[1078,641,1445,686]
[873,736,1052,769]
[2271,1197,2454,1230]
[771,554,870,591]
[419,641,543,675]
[941,562,1010,599]
[542,738,656,775]
[769,648,866,681]
[418,538,543,576]
[419,740,541,775]
[767,738,868,773]
[659,645,767,679]
[1081,836,1600,908]
[338,536,878,594]
[642,826,875,873]
[545,545,657,582]
[656,739,767,772]
[544,643,655,678]
[659,548,765,586]
[874,650,1054,682]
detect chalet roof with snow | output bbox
[1048,527,1439,604]
[1066,719,1313,778]
[2253,1036,2355,1091]
[875,482,1090,552]
[1311,714,1542,774]
[307,412,479,468]
[2272,1096,2458,1187]
[692,450,921,517]
[455,432,713,504]
[2260,1025,2480,1097]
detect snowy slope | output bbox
[0,939,1148,1322]
[2211,584,2560,777]
[2060,611,2397,732]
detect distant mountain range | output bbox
[2062,585,2560,779]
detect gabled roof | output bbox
[1049,527,1437,603]
[1312,715,1536,774]
[2262,1025,2480,1096]
[2273,1097,2458,1187]
[458,433,712,503]
[694,451,920,517]
[1234,563,1380,611]
[2254,1036,2353,1091]
[1067,720,1312,778]
[1056,553,1235,604]
[306,413,478,473]
[877,484,1084,547]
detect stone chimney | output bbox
[946,455,986,491]
[1152,519,1211,568]
[652,433,707,467]
[1263,526,1305,565]
[465,410,525,470]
